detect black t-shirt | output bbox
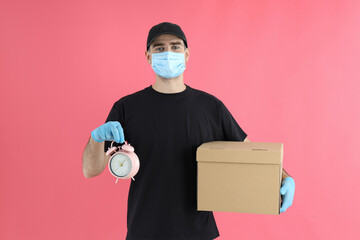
[104,84,247,240]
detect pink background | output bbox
[1,0,359,239]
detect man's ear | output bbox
[145,50,151,64]
[185,48,190,62]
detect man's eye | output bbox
[156,47,164,51]
[172,46,179,49]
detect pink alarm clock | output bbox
[106,140,140,183]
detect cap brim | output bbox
[147,32,187,49]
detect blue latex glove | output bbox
[280,176,295,213]
[91,121,125,144]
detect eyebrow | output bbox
[152,41,183,48]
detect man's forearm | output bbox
[82,136,107,178]
[282,168,291,181]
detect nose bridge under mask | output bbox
[151,50,184,59]
[150,51,186,64]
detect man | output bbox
[82,22,295,240]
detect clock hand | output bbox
[117,159,126,169]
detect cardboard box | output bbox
[196,141,283,215]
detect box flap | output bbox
[196,141,283,165]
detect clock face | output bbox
[110,153,132,177]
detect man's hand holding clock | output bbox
[91,121,139,183]
[91,121,125,143]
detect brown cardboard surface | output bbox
[196,141,283,215]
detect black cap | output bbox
[146,22,188,51]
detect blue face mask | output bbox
[151,51,186,78]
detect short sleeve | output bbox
[103,98,126,153]
[218,100,247,141]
